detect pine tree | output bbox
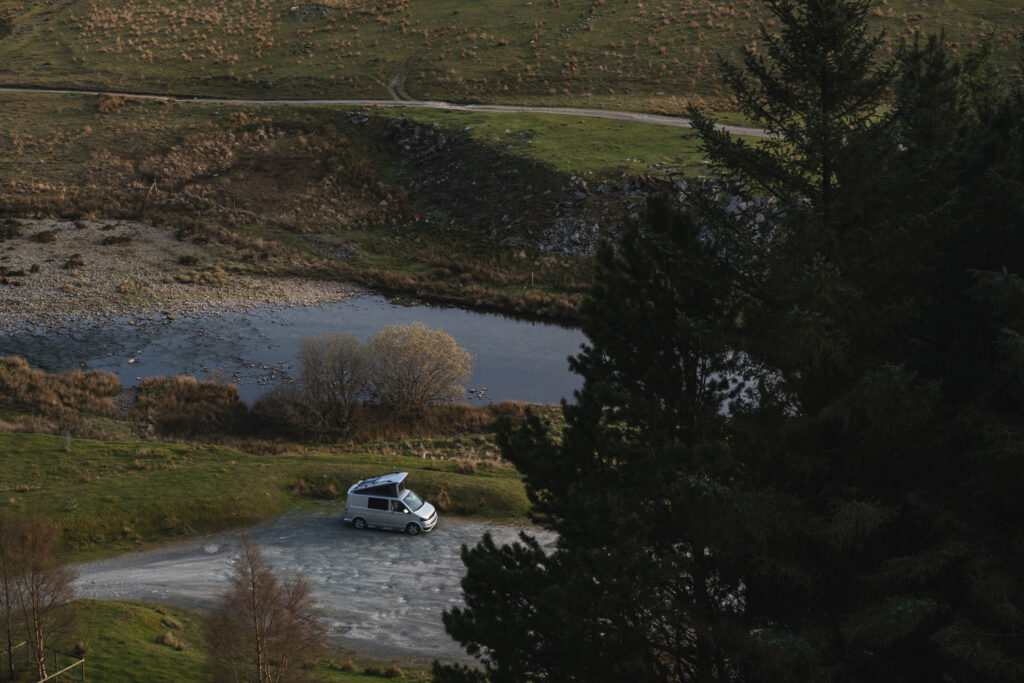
[441,1,1024,680]
[689,3,1024,679]
[441,198,747,681]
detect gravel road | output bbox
[73,507,556,662]
[0,86,769,138]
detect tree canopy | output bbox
[440,1,1024,681]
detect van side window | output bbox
[360,484,391,496]
[390,500,407,513]
[368,497,388,511]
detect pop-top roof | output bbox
[352,471,408,491]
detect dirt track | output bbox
[73,507,556,663]
[0,86,769,138]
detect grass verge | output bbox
[51,600,430,682]
[0,432,529,561]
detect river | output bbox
[0,294,586,404]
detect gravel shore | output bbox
[0,218,365,333]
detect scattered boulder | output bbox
[289,5,330,22]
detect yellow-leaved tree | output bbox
[368,322,473,414]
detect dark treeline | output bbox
[436,1,1024,681]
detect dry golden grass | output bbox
[346,400,528,443]
[0,355,120,422]
[129,375,248,437]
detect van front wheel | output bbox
[353,517,367,530]
[406,523,421,536]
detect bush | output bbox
[31,229,58,243]
[156,631,186,651]
[0,219,21,241]
[250,384,316,440]
[0,356,120,422]
[368,322,473,414]
[161,616,183,629]
[295,331,371,435]
[62,253,85,269]
[128,375,247,437]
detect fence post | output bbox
[61,430,71,452]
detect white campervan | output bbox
[344,471,438,535]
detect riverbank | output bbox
[0,217,365,330]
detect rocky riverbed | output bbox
[0,217,365,333]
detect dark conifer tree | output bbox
[688,4,1024,680]
[440,1,1024,680]
[440,198,748,682]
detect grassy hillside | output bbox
[1,0,1020,112]
[0,91,746,317]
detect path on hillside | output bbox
[0,85,769,138]
[73,508,556,662]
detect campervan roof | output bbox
[352,472,408,492]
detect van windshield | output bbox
[403,491,425,512]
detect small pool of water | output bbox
[1,295,585,404]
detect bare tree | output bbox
[8,515,76,680]
[207,536,323,683]
[368,322,473,414]
[0,512,20,680]
[296,332,371,434]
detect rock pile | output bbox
[373,114,779,258]
[289,5,331,22]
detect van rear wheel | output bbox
[353,517,367,530]
[406,523,421,536]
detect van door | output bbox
[366,497,390,527]
[388,499,411,529]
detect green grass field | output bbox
[0,432,530,561]
[1,0,1020,112]
[44,600,431,681]
[0,92,713,186]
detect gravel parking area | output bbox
[74,507,557,662]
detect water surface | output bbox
[1,295,585,404]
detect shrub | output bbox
[250,384,316,440]
[100,234,132,246]
[62,254,85,269]
[161,616,183,629]
[156,631,186,651]
[0,356,120,421]
[434,488,453,512]
[0,220,21,241]
[129,375,247,437]
[31,229,58,243]
[368,322,473,414]
[95,94,130,113]
[454,458,478,475]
